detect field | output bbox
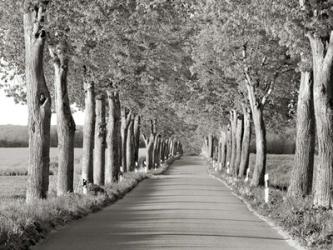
[0,148,147,200]
[248,154,294,190]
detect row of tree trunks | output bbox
[145,120,182,170]
[208,107,250,180]
[84,91,142,186]
[288,30,333,208]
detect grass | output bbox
[0,148,146,199]
[0,148,83,176]
[210,163,333,250]
[248,154,293,190]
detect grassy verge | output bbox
[0,156,179,250]
[208,163,333,250]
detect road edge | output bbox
[209,173,306,250]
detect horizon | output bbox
[0,89,84,126]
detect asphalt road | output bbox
[33,156,296,250]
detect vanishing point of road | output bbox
[34,156,296,250]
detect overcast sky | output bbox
[0,90,84,125]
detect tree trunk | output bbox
[93,95,106,186]
[105,91,121,184]
[81,81,95,185]
[146,135,155,169]
[308,33,333,208]
[49,44,76,196]
[234,116,243,175]
[230,110,237,173]
[217,139,222,166]
[24,2,52,202]
[226,129,232,170]
[202,137,208,157]
[208,134,213,159]
[153,135,160,168]
[288,71,315,198]
[133,115,141,166]
[163,139,169,160]
[120,110,125,172]
[238,105,251,178]
[220,130,227,170]
[121,109,130,173]
[250,105,266,187]
[126,118,135,172]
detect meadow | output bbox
[0,148,147,200]
[0,149,295,200]
[248,154,294,190]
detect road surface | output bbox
[34,156,296,250]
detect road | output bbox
[34,156,296,250]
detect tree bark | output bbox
[153,135,161,168]
[238,105,251,178]
[93,95,106,186]
[146,120,156,169]
[288,71,315,198]
[121,108,132,173]
[230,110,237,173]
[146,135,155,169]
[307,33,333,208]
[126,118,135,172]
[133,115,141,166]
[217,139,222,166]
[202,137,208,157]
[49,44,76,196]
[226,128,232,170]
[220,130,227,170]
[81,81,95,185]
[24,2,52,202]
[208,134,213,159]
[250,104,266,187]
[163,139,169,160]
[244,74,268,187]
[105,90,121,184]
[234,116,243,175]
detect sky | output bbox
[0,90,84,125]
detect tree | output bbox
[24,0,52,201]
[246,0,331,207]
